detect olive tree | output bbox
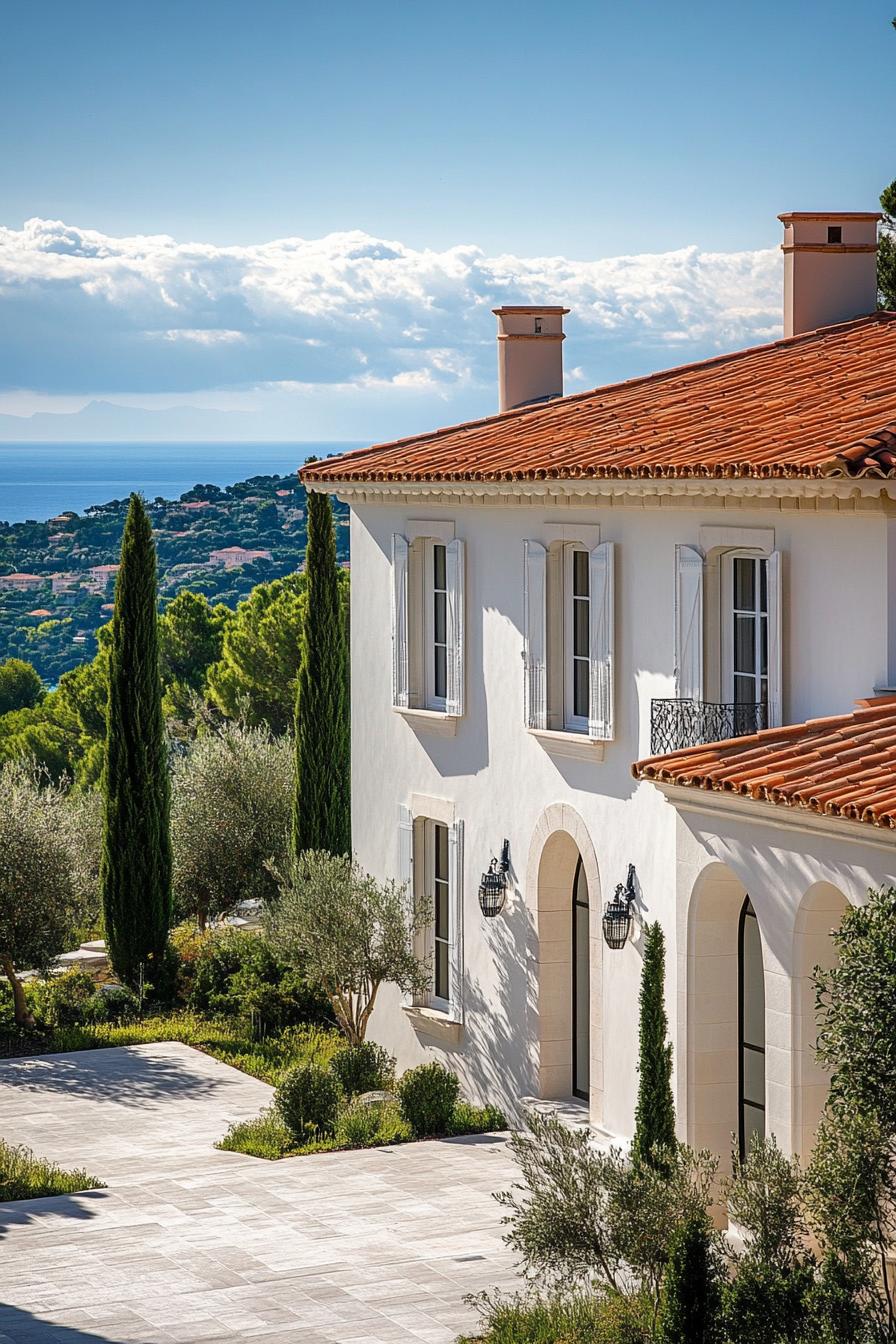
[266,850,430,1045]
[172,721,292,929]
[0,761,91,1023]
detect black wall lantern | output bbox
[602,863,637,949]
[479,839,510,918]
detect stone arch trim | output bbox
[526,804,603,1122]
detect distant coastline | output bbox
[0,441,363,524]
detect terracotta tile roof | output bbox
[632,696,896,830]
[302,313,896,485]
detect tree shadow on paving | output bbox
[0,1303,157,1342]
[0,1186,106,1242]
[0,1049,229,1107]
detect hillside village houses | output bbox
[302,210,896,1175]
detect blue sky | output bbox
[1,0,893,441]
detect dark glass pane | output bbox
[435,941,449,1000]
[573,549,589,598]
[573,597,589,658]
[433,544,446,590]
[759,558,768,614]
[435,823,448,880]
[434,591,447,645]
[734,615,755,674]
[760,615,768,677]
[434,645,447,699]
[743,1046,765,1106]
[734,674,754,705]
[435,883,449,940]
[734,557,755,611]
[573,862,590,1097]
[743,1102,765,1147]
[574,659,589,718]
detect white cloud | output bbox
[0,217,783,419]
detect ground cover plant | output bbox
[0,1138,104,1202]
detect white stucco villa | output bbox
[302,210,896,1171]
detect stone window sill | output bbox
[527,727,606,761]
[402,1003,464,1042]
[393,706,458,736]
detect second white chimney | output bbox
[493,305,569,412]
[779,211,881,337]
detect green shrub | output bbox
[335,1099,410,1149]
[656,1212,722,1343]
[34,969,97,1025]
[189,929,329,1036]
[0,1138,105,1201]
[396,1061,460,1137]
[461,1288,654,1344]
[276,1061,342,1140]
[216,1107,296,1160]
[329,1041,395,1097]
[722,1260,814,1344]
[449,1100,507,1136]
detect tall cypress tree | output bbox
[291,489,350,859]
[657,1213,722,1344]
[100,494,172,988]
[631,921,677,1171]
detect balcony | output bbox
[649,699,768,756]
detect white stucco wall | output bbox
[345,490,890,1142]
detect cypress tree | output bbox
[291,489,350,859]
[631,921,676,1170]
[657,1213,722,1344]
[100,494,172,988]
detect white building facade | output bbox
[303,211,896,1169]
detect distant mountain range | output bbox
[0,400,260,442]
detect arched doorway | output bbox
[572,856,590,1099]
[738,896,766,1159]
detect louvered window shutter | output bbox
[445,539,465,717]
[523,540,548,729]
[766,550,783,727]
[391,534,409,708]
[447,818,464,1022]
[398,803,415,1006]
[674,545,704,701]
[588,542,615,740]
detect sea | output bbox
[0,442,363,524]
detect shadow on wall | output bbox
[0,1046,227,1107]
[0,1186,106,1244]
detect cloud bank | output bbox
[0,217,782,436]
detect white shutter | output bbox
[766,550,783,728]
[447,818,464,1022]
[523,540,547,729]
[588,542,615,740]
[391,534,409,708]
[445,538,465,717]
[398,803,415,1006]
[675,544,704,701]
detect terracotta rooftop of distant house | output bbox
[276,489,292,497]
[632,696,896,830]
[27,608,52,617]
[301,313,896,485]
[1,573,43,581]
[90,563,120,574]
[181,500,211,509]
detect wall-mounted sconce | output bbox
[602,863,637,949]
[478,839,510,918]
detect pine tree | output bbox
[100,494,172,989]
[657,1213,722,1344]
[879,179,896,311]
[291,490,350,859]
[631,921,676,1171]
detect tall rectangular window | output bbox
[430,821,450,1004]
[730,555,768,707]
[565,547,590,730]
[423,541,448,708]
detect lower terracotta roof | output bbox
[302,312,896,485]
[632,697,896,830]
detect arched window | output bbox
[738,896,766,1158]
[572,856,590,1099]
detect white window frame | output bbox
[391,528,464,720]
[720,551,769,709]
[423,539,449,711]
[563,544,591,733]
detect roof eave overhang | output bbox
[643,779,896,853]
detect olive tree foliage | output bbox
[0,761,95,1023]
[171,721,292,929]
[266,850,431,1045]
[497,1110,718,1319]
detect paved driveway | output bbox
[0,1043,521,1343]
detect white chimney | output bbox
[493,305,569,412]
[779,211,881,337]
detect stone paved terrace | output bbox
[0,1043,521,1343]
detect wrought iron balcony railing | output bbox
[649,699,768,756]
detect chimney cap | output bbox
[492,304,570,316]
[778,211,882,223]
